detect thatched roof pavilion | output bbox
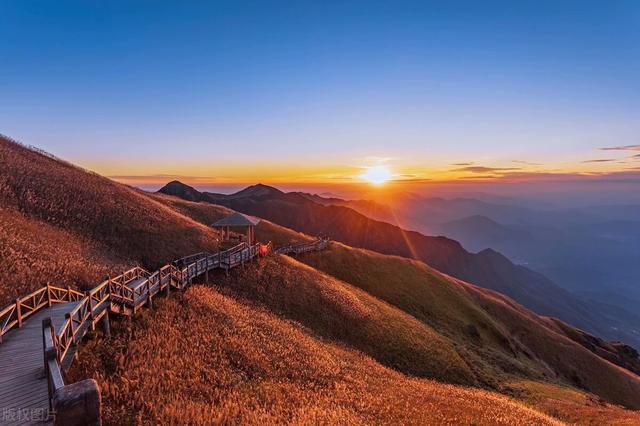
[211,212,260,242]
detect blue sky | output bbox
[1,1,639,184]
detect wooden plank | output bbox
[0,244,281,424]
[0,301,80,422]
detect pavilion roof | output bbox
[211,212,261,227]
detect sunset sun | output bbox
[360,166,392,185]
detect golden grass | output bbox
[0,137,220,307]
[295,242,640,410]
[0,207,130,306]
[70,286,561,425]
[463,282,640,410]
[214,254,476,385]
[504,380,640,426]
[0,138,219,270]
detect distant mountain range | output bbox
[159,180,640,348]
[295,190,640,321]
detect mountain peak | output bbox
[231,183,284,198]
[158,180,203,202]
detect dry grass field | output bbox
[503,380,640,426]
[293,243,640,409]
[69,286,562,426]
[0,137,220,307]
[0,207,130,305]
[215,255,476,385]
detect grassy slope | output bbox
[0,137,220,307]
[463,282,640,409]
[214,255,475,385]
[70,286,560,426]
[0,207,130,305]
[505,380,640,425]
[148,195,640,419]
[294,242,640,409]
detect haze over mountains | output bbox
[160,181,640,349]
[300,190,640,319]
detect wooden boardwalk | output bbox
[275,237,329,255]
[0,238,328,425]
[0,302,78,425]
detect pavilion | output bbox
[211,212,261,243]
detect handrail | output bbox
[0,283,86,343]
[1,236,322,425]
[275,237,330,255]
[46,242,263,364]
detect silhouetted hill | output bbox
[159,181,640,348]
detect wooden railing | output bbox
[0,284,84,343]
[54,242,258,355]
[0,236,327,425]
[275,237,330,255]
[35,242,266,425]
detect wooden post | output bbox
[205,269,209,284]
[66,313,74,343]
[42,317,53,376]
[147,280,153,310]
[16,298,22,328]
[101,312,111,339]
[53,379,101,426]
[86,291,95,330]
[47,283,52,307]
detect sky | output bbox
[1,0,639,191]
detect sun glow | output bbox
[360,166,392,185]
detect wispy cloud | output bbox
[393,177,433,183]
[581,159,616,163]
[109,174,213,182]
[450,162,474,166]
[599,144,640,151]
[451,166,521,173]
[512,160,542,166]
[458,167,640,184]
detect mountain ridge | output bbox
[158,180,640,349]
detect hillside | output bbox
[2,137,640,424]
[147,194,640,411]
[0,137,223,307]
[236,243,640,410]
[68,250,640,424]
[69,286,561,425]
[158,181,640,348]
[311,191,640,336]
